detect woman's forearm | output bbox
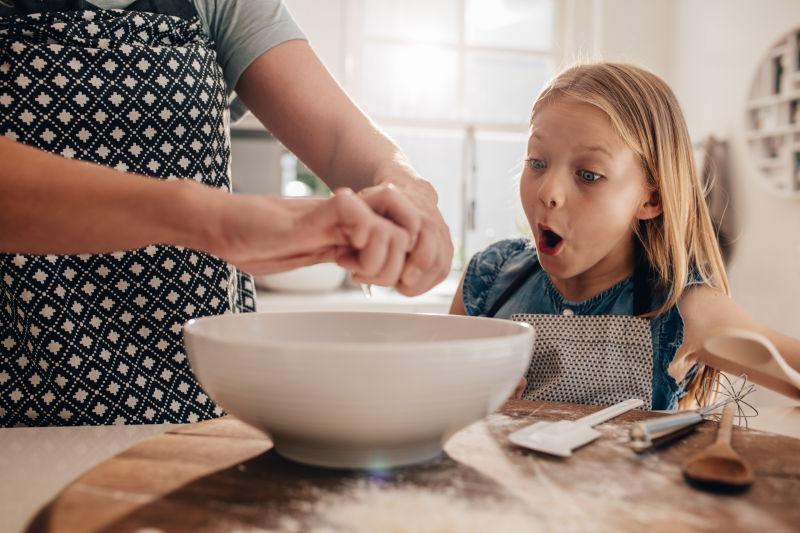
[0,138,416,287]
[235,40,453,294]
[0,137,214,255]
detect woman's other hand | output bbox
[359,176,453,296]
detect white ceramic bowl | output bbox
[254,263,346,293]
[183,311,534,469]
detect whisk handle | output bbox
[629,411,704,452]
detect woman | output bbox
[0,0,453,426]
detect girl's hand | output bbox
[202,187,412,285]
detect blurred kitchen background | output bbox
[231,0,800,413]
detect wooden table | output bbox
[27,401,800,532]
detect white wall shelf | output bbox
[756,157,788,170]
[746,91,800,109]
[746,124,800,140]
[745,27,800,198]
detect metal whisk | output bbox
[629,373,758,453]
[695,372,759,425]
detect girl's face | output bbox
[521,98,661,285]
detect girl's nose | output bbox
[537,171,565,209]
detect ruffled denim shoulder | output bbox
[462,238,534,316]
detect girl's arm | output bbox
[677,285,800,395]
[234,39,453,296]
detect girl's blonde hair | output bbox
[531,62,730,409]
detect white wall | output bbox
[284,0,346,82]
[598,0,672,75]
[596,0,800,407]
[669,0,800,407]
[232,0,346,196]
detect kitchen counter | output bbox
[2,405,798,532]
[14,402,800,533]
[254,279,456,314]
[0,423,175,533]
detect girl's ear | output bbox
[637,190,662,221]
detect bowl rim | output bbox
[183,310,534,353]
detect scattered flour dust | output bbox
[237,480,542,533]
[303,482,542,533]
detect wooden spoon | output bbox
[682,402,754,491]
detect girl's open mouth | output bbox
[537,225,564,255]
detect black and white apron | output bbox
[0,0,255,426]
[484,256,657,409]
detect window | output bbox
[345,0,558,265]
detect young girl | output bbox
[450,62,800,410]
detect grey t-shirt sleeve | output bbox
[194,0,307,95]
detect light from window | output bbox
[352,0,557,262]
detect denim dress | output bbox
[463,238,698,410]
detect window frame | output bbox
[340,0,584,265]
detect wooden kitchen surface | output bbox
[27,401,800,533]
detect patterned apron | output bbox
[484,255,656,409]
[0,0,255,426]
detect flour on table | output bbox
[304,481,542,533]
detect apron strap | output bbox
[484,259,542,318]
[632,240,658,316]
[0,0,198,20]
[484,240,656,318]
[0,0,93,15]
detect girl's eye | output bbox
[526,158,546,170]
[577,169,603,183]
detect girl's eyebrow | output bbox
[530,132,612,159]
[531,131,614,159]
[578,144,613,158]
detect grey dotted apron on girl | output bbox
[0,0,255,426]
[484,255,656,409]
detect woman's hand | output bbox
[200,186,412,286]
[359,175,453,296]
[235,41,454,294]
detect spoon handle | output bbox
[575,398,643,427]
[716,402,735,445]
[629,411,704,452]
